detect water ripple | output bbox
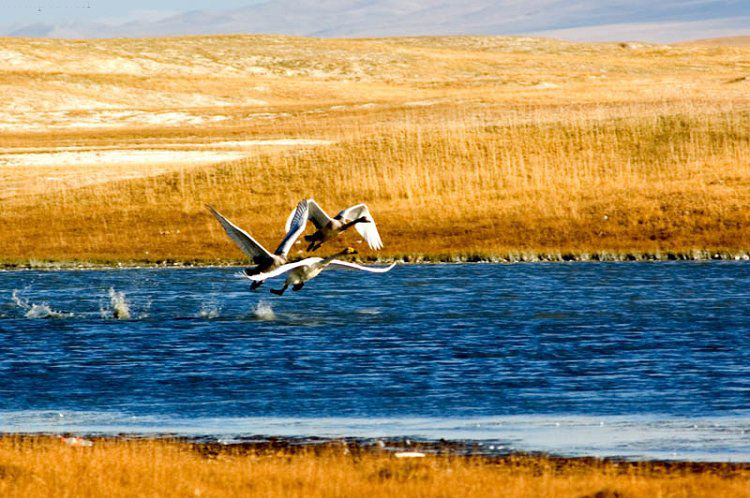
[0,263,749,460]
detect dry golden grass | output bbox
[682,36,750,48]
[1,437,749,498]
[3,103,750,263]
[2,35,750,264]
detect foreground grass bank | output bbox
[1,437,749,498]
[0,436,750,498]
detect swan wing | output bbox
[276,199,309,257]
[339,204,383,250]
[328,260,396,273]
[206,205,273,262]
[307,199,332,230]
[244,258,322,282]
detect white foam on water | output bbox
[11,289,71,319]
[102,288,131,320]
[356,308,381,315]
[252,300,276,321]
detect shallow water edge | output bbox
[3,412,750,462]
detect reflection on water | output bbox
[1,263,749,460]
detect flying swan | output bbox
[207,200,308,289]
[244,247,396,295]
[303,199,383,252]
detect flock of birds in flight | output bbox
[207,199,395,296]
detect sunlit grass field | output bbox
[1,437,749,498]
[1,35,750,264]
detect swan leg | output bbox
[250,281,263,291]
[292,282,305,292]
[270,283,288,296]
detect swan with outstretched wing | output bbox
[207,200,308,289]
[244,247,396,295]
[303,199,383,251]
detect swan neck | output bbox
[341,217,366,230]
[324,250,352,263]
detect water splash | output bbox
[11,290,71,319]
[25,305,70,320]
[102,288,131,320]
[198,303,221,319]
[252,300,276,321]
[11,290,27,309]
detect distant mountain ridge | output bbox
[3,0,750,42]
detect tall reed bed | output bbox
[2,107,749,262]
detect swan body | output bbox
[207,200,308,288]
[303,199,383,251]
[244,247,396,295]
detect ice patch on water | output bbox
[101,288,131,320]
[2,411,750,461]
[252,300,276,321]
[11,290,71,319]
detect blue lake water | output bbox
[1,263,749,461]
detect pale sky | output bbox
[1,1,748,41]
[2,1,257,24]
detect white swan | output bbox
[303,199,383,251]
[207,200,308,289]
[244,247,396,295]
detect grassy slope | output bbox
[2,35,750,263]
[682,36,750,48]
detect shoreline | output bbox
[3,250,750,271]
[6,433,750,466]
[4,433,750,466]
